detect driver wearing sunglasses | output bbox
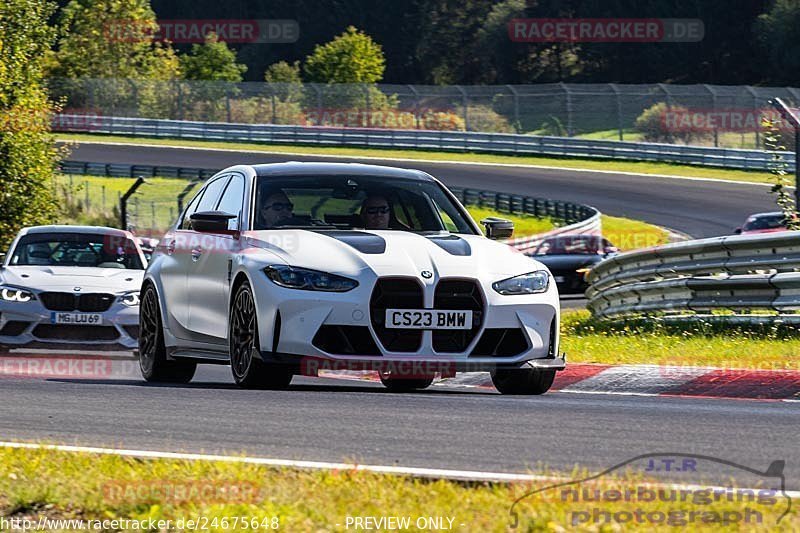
[259,191,295,228]
[360,195,392,229]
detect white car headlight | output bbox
[492,270,550,295]
[264,265,358,292]
[0,286,35,303]
[119,291,140,306]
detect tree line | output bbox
[46,0,799,87]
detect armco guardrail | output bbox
[586,231,800,321]
[59,161,601,251]
[55,115,794,171]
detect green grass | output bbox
[1,447,794,531]
[57,175,672,249]
[561,310,800,371]
[57,133,779,185]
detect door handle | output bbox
[191,247,202,261]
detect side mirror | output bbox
[480,217,514,240]
[603,246,619,256]
[733,227,742,235]
[190,211,237,233]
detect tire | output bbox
[491,367,555,395]
[379,371,435,392]
[139,284,196,384]
[229,280,292,390]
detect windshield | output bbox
[9,233,144,270]
[253,175,477,234]
[534,235,608,255]
[743,215,786,231]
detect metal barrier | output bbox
[59,161,601,250]
[586,231,800,321]
[55,114,794,171]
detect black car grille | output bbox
[471,328,529,357]
[432,280,483,353]
[370,278,423,352]
[39,292,115,312]
[312,325,381,356]
[32,324,120,341]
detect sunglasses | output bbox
[365,206,390,215]
[263,202,294,212]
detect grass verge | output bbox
[57,133,777,185]
[0,447,793,531]
[561,309,800,371]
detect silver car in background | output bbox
[0,226,146,351]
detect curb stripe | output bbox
[666,371,800,400]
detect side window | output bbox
[215,174,245,230]
[180,189,205,230]
[196,175,230,213]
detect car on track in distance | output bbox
[527,234,618,294]
[140,162,565,394]
[734,211,797,235]
[0,226,146,351]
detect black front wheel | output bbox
[138,285,196,384]
[229,281,292,390]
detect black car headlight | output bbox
[264,265,358,292]
[119,291,140,307]
[492,270,550,295]
[0,285,35,303]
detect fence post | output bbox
[506,85,521,133]
[457,85,469,131]
[407,85,420,129]
[704,84,718,147]
[84,181,90,210]
[560,82,573,136]
[120,177,146,230]
[609,83,624,141]
[745,85,760,148]
[225,84,232,123]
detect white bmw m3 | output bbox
[140,162,564,394]
[0,226,146,351]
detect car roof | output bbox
[746,211,784,219]
[17,225,132,237]
[251,162,434,182]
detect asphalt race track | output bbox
[1,366,798,490]
[1,140,792,489]
[63,141,778,238]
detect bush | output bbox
[634,102,710,145]
[465,105,514,133]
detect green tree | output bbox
[264,60,303,103]
[755,0,800,85]
[0,0,60,250]
[179,33,247,82]
[304,26,385,84]
[49,0,180,79]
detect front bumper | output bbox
[0,300,139,351]
[251,273,562,369]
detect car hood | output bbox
[244,230,548,279]
[0,266,144,293]
[529,254,604,270]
